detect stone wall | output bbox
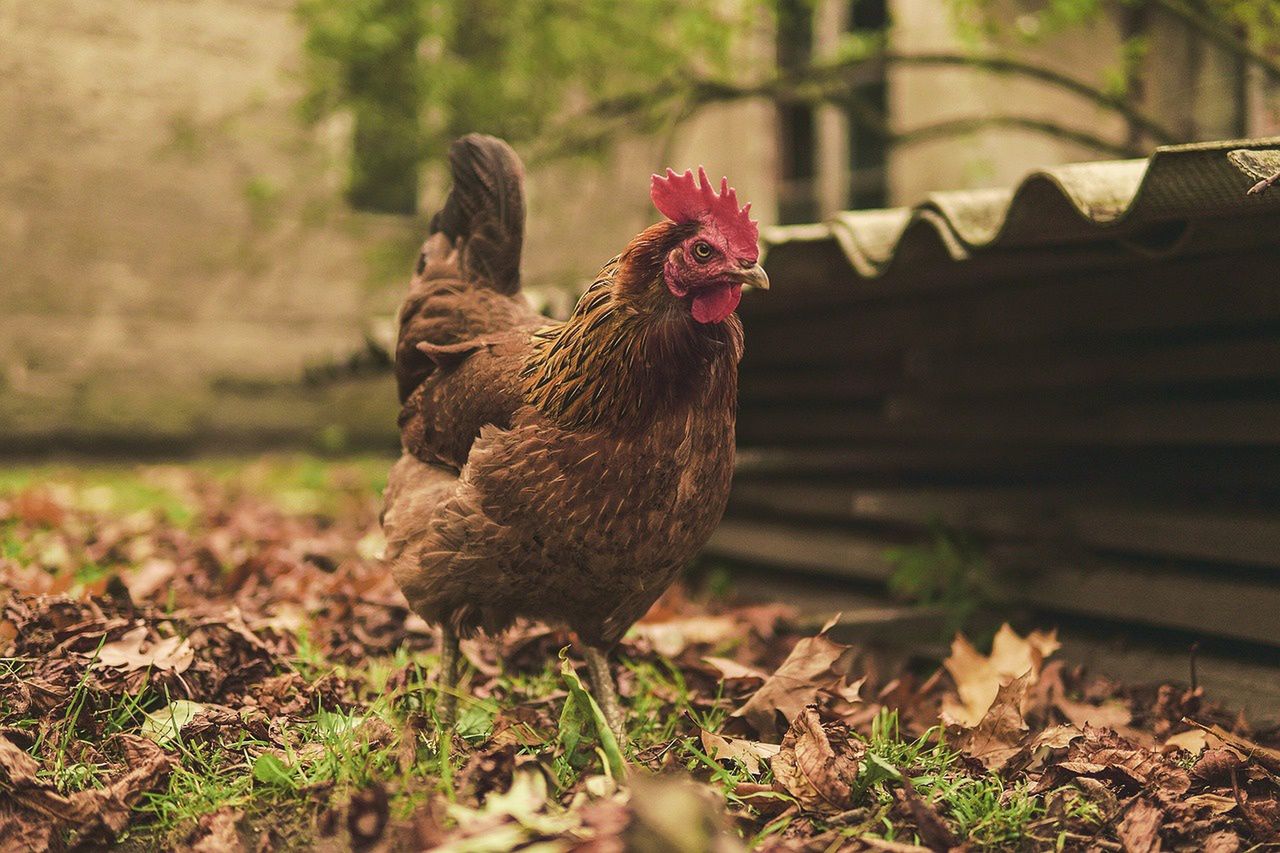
[0,0,402,449]
[0,0,775,452]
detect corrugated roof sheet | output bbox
[762,137,1280,283]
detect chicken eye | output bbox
[691,241,715,262]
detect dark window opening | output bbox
[777,0,820,224]
[847,0,889,210]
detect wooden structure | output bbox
[712,139,1280,662]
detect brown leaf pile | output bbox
[1,463,1278,852]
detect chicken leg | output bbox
[584,645,626,745]
[436,626,460,730]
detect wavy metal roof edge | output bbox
[762,136,1280,280]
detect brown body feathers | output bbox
[383,135,743,646]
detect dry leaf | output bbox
[1191,748,1243,785]
[0,733,171,844]
[1118,798,1162,853]
[942,623,1058,726]
[122,558,176,602]
[1201,831,1241,853]
[859,840,934,853]
[624,773,746,853]
[1032,724,1083,751]
[700,730,780,776]
[732,617,855,739]
[347,782,390,847]
[769,706,863,812]
[94,625,194,674]
[0,806,54,851]
[1238,797,1280,842]
[1053,728,1191,802]
[702,656,768,684]
[629,616,740,657]
[1181,793,1237,815]
[1162,729,1207,756]
[141,700,207,745]
[181,807,246,853]
[1056,696,1132,730]
[1184,719,1280,775]
[955,670,1032,772]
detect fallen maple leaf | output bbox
[942,623,1058,727]
[732,616,857,740]
[954,670,1032,772]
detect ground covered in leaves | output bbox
[1,456,1278,852]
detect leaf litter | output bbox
[0,458,1277,851]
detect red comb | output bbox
[650,167,759,261]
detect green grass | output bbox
[0,453,392,522]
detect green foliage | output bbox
[948,0,1107,43]
[1205,0,1280,52]
[299,0,423,212]
[251,753,297,788]
[297,0,754,211]
[885,523,993,635]
[243,175,282,227]
[293,0,1280,215]
[557,649,626,781]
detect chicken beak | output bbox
[736,263,770,291]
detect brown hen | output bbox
[382,134,766,740]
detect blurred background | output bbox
[5,0,1280,712]
[3,0,1278,453]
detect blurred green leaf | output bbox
[140,700,206,746]
[252,753,296,788]
[557,649,626,781]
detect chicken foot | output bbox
[436,626,460,730]
[584,645,627,746]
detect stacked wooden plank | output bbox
[713,138,1280,653]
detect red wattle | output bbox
[690,283,742,324]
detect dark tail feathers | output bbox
[430,134,525,294]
